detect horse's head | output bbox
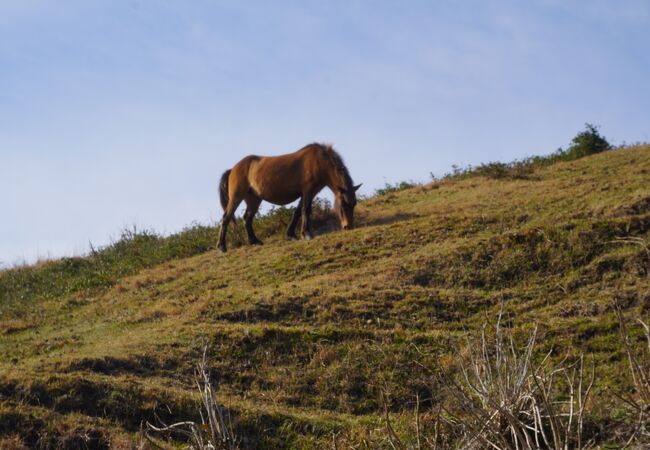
[335,183,362,230]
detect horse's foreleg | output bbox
[300,196,314,240]
[286,199,303,240]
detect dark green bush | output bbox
[374,181,417,196]
[563,123,611,159]
[435,124,612,181]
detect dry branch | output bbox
[615,307,650,446]
[385,309,595,450]
[145,344,238,450]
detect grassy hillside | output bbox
[1,144,649,449]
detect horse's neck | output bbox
[323,162,346,193]
[326,169,347,193]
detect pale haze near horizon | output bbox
[1,0,649,267]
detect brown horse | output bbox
[217,143,361,252]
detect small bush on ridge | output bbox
[434,124,612,181]
[375,181,418,196]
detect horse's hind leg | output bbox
[286,198,302,240]
[217,213,232,253]
[244,196,263,245]
[217,192,244,253]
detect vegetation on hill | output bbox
[0,201,334,320]
[1,137,649,448]
[432,123,613,182]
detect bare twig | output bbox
[146,344,238,449]
[415,394,422,450]
[443,310,594,450]
[382,391,407,450]
[615,306,650,445]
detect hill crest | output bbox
[1,144,649,448]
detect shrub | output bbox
[615,308,650,445]
[434,124,612,181]
[384,310,595,450]
[145,345,238,449]
[564,123,611,159]
[374,181,418,196]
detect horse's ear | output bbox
[353,183,362,192]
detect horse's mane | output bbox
[304,142,353,190]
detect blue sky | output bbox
[1,0,649,266]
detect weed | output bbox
[375,181,419,196]
[145,345,237,450]
[434,124,613,181]
[614,307,650,446]
[385,310,595,450]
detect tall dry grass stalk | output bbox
[447,315,594,450]
[144,345,237,450]
[386,311,594,450]
[615,307,650,446]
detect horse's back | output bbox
[232,145,327,205]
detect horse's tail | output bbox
[219,169,231,212]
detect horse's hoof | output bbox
[287,235,298,241]
[303,233,313,241]
[217,245,227,253]
[250,240,264,246]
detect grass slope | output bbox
[1,145,649,449]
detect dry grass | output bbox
[144,345,237,449]
[384,310,595,450]
[450,322,594,449]
[615,307,650,446]
[1,145,649,448]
